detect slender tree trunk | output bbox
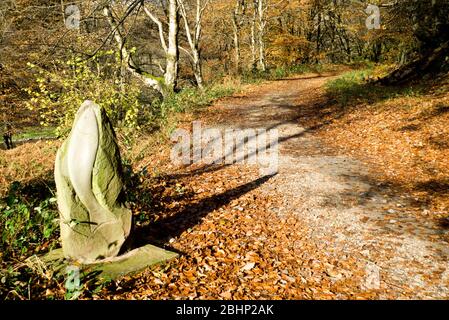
[316,12,321,62]
[143,1,180,95]
[192,49,204,89]
[250,2,257,71]
[258,33,266,71]
[231,0,243,74]
[165,0,179,92]
[231,13,241,73]
[178,0,209,90]
[257,0,266,72]
[399,48,407,66]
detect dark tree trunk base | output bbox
[378,41,449,86]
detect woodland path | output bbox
[122,73,449,299]
[205,72,449,299]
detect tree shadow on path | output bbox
[129,173,276,251]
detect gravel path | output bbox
[212,73,449,299]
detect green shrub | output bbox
[158,83,236,123]
[272,67,288,79]
[325,68,424,106]
[241,64,324,83]
[0,182,59,260]
[24,52,142,138]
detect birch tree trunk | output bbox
[178,0,210,90]
[141,0,180,95]
[164,0,179,92]
[250,0,267,72]
[231,0,244,74]
[231,13,241,74]
[257,0,266,72]
[250,2,257,71]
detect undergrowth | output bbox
[326,67,424,106]
[0,180,60,299]
[241,64,326,83]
